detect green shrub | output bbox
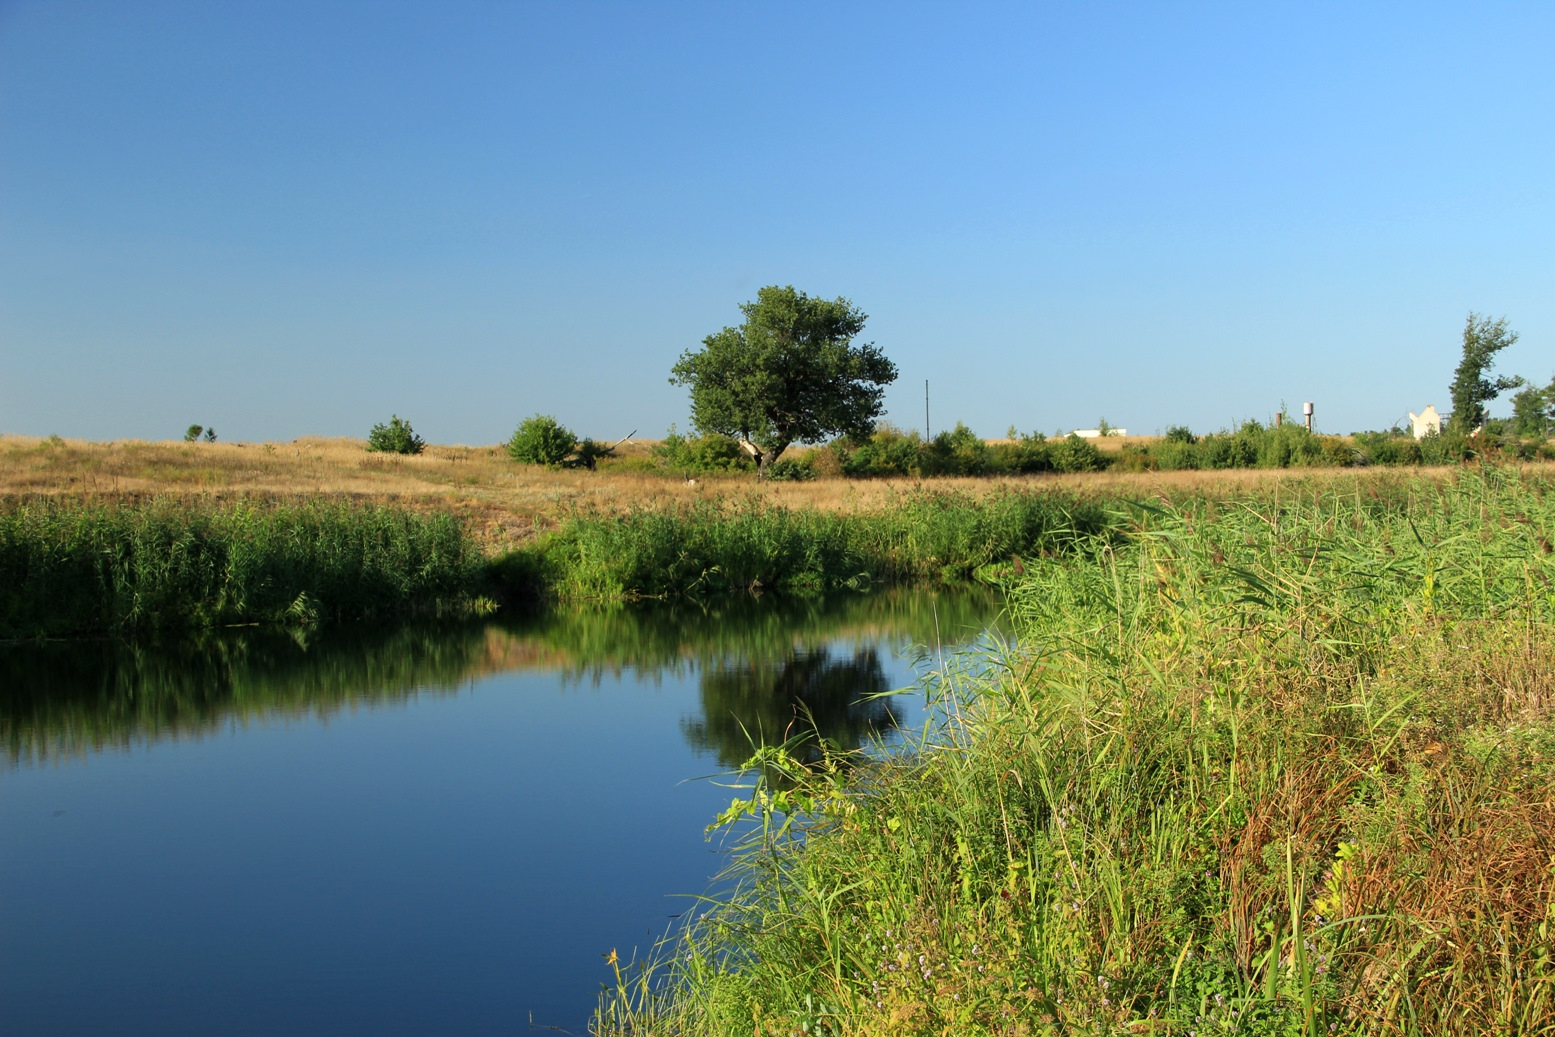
[508,415,575,466]
[366,415,424,455]
[651,427,753,473]
[1049,433,1107,473]
[1163,424,1197,444]
[764,457,816,481]
[183,425,204,443]
[1151,439,1200,470]
[1355,431,1422,466]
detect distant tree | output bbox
[184,425,204,443]
[366,415,424,454]
[202,427,217,443]
[1164,425,1197,444]
[1448,313,1521,432]
[1509,377,1553,437]
[507,414,576,466]
[671,285,898,480]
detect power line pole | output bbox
[924,380,930,441]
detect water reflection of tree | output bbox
[681,647,901,768]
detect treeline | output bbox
[627,419,1555,479]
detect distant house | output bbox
[1072,428,1126,439]
[1408,405,1442,440]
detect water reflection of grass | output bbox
[1,587,1003,765]
[493,584,1005,679]
[0,623,494,764]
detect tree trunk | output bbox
[739,438,786,481]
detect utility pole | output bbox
[925,380,930,441]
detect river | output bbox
[0,588,1006,1036]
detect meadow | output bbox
[598,466,1555,1036]
[0,433,1472,554]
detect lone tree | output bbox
[671,285,897,479]
[1448,313,1521,432]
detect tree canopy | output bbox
[670,286,898,478]
[1448,313,1521,432]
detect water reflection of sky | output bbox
[0,588,1003,1036]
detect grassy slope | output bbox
[600,468,1555,1036]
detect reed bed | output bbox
[0,497,483,638]
[598,466,1555,1036]
[530,488,1117,599]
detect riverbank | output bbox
[0,434,1473,555]
[598,466,1555,1035]
[0,465,1530,639]
[0,487,1111,637]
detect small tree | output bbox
[670,285,898,479]
[202,427,217,443]
[508,414,576,466]
[1509,377,1553,438]
[184,425,204,443]
[1448,313,1521,432]
[366,415,424,454]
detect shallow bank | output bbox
[599,467,1555,1036]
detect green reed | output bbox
[598,466,1555,1036]
[0,497,484,637]
[525,487,1116,600]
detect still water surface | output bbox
[1,589,1004,1036]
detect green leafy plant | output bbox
[366,415,424,455]
[184,425,204,443]
[507,414,576,467]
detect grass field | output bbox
[0,434,1469,555]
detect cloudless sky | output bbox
[2,1,1551,443]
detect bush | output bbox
[184,425,204,443]
[1049,433,1107,473]
[366,415,424,455]
[508,415,575,466]
[651,428,753,473]
[764,458,816,481]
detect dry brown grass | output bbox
[0,434,1478,554]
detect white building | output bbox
[1408,405,1442,440]
[1072,428,1126,439]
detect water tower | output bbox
[1302,401,1314,432]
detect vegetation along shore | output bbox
[597,465,1555,1036]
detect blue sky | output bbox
[2,1,1551,443]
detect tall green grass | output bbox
[598,467,1555,1036]
[0,497,484,637]
[523,487,1116,599]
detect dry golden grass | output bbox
[0,433,1480,554]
